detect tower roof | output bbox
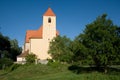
[43,8,56,16]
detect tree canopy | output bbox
[48,36,73,63]
[48,14,120,73]
[0,33,10,58]
[73,14,120,73]
[0,33,21,69]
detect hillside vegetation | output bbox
[0,63,120,80]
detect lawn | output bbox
[0,63,120,80]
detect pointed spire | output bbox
[43,8,56,16]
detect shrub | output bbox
[7,63,22,72]
[0,58,13,70]
[25,53,37,64]
[48,61,61,68]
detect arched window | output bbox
[48,17,51,23]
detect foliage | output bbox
[70,38,88,65]
[25,53,37,64]
[10,39,22,61]
[0,58,13,70]
[0,33,21,62]
[47,61,61,68]
[73,14,120,73]
[48,15,120,73]
[0,33,11,58]
[7,63,22,72]
[48,35,73,63]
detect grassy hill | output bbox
[0,63,120,80]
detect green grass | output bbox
[0,63,120,80]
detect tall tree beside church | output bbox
[0,33,21,69]
[114,26,120,65]
[10,39,22,61]
[48,36,73,63]
[0,33,11,58]
[0,33,12,69]
[0,33,21,61]
[75,14,120,73]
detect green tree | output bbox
[0,33,21,70]
[48,35,73,63]
[75,14,120,73]
[0,33,21,61]
[0,33,11,58]
[114,26,120,65]
[70,36,89,65]
[0,58,13,69]
[25,53,37,64]
[10,39,22,61]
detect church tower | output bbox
[17,8,59,63]
[43,8,56,41]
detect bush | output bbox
[47,59,54,63]
[25,53,36,64]
[48,61,61,68]
[0,58,13,70]
[7,63,21,72]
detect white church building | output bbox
[17,8,59,63]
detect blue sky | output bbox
[0,0,120,47]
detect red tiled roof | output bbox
[25,25,59,43]
[17,50,29,57]
[43,8,56,16]
[25,25,43,43]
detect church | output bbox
[17,8,59,63]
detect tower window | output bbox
[48,17,51,23]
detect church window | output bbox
[48,17,51,23]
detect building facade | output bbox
[17,8,59,63]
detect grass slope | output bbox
[0,63,120,80]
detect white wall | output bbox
[22,45,24,53]
[24,43,30,52]
[30,38,51,60]
[17,57,23,62]
[43,16,56,40]
[17,57,26,62]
